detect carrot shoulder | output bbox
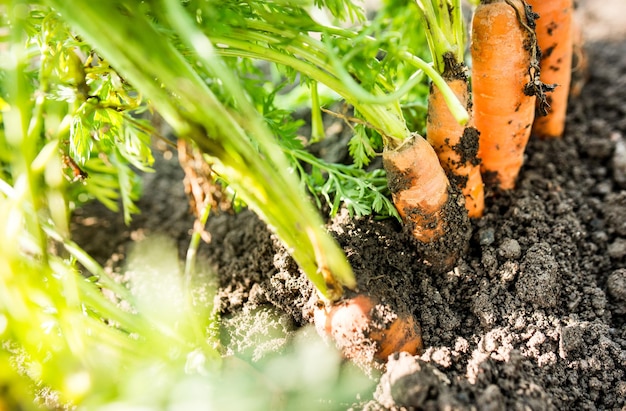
[527,0,574,138]
[471,0,537,190]
[427,72,484,218]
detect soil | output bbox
[70,3,626,410]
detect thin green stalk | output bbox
[402,51,468,125]
[255,20,469,127]
[4,1,48,263]
[411,0,470,128]
[212,36,411,143]
[415,0,466,72]
[182,200,212,343]
[183,200,210,289]
[310,82,325,142]
[451,1,466,60]
[44,225,137,305]
[415,0,448,72]
[240,19,397,92]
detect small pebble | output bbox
[479,227,495,246]
[591,231,608,244]
[607,269,626,301]
[498,238,522,260]
[607,238,626,260]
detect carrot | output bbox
[383,134,469,272]
[415,0,485,218]
[427,72,484,218]
[313,293,423,364]
[526,0,574,139]
[383,135,450,242]
[471,0,539,190]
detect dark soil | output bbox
[71,26,626,411]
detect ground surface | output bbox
[71,2,626,410]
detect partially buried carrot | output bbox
[527,0,574,138]
[383,134,469,272]
[415,0,485,218]
[427,61,484,218]
[313,293,423,365]
[383,135,449,242]
[471,0,539,190]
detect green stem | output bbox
[230,21,469,128]
[414,0,466,72]
[451,1,466,62]
[43,224,137,306]
[5,1,49,263]
[184,200,210,289]
[310,82,325,142]
[402,51,468,125]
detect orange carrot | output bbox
[527,0,574,138]
[383,135,451,243]
[414,0,484,217]
[471,0,539,190]
[427,71,484,218]
[313,294,423,364]
[383,134,469,272]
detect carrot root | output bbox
[527,0,574,138]
[471,0,537,190]
[383,135,450,242]
[427,77,485,218]
[383,134,470,272]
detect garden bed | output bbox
[70,5,626,411]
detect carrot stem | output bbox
[46,0,357,300]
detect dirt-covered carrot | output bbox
[383,135,469,272]
[527,0,574,138]
[313,293,423,364]
[471,0,539,190]
[383,136,449,242]
[428,79,484,217]
[416,0,484,218]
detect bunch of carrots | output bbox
[401,0,575,220]
[316,0,578,364]
[381,0,576,257]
